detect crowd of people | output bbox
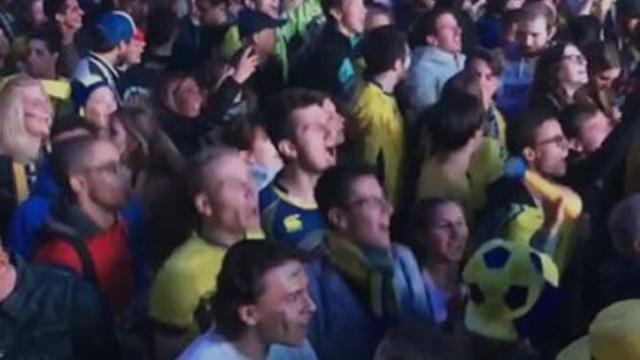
[2,0,640,358]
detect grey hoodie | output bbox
[404,46,466,116]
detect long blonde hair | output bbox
[0,75,52,163]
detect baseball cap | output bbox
[238,9,285,39]
[95,11,136,47]
[557,300,640,360]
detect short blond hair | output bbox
[0,75,51,163]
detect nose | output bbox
[304,292,317,314]
[381,198,393,216]
[525,35,534,47]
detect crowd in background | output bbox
[2,0,640,358]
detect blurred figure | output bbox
[584,41,622,123]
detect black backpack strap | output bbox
[58,235,98,285]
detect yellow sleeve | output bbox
[149,266,202,330]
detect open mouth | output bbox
[326,146,337,161]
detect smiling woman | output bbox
[0,75,52,164]
[412,197,468,325]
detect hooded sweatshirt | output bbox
[404,46,465,116]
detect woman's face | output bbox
[85,86,118,129]
[424,202,468,264]
[559,44,589,88]
[593,67,621,91]
[174,78,203,118]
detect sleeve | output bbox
[70,278,120,360]
[148,267,201,330]
[33,240,83,275]
[6,198,51,258]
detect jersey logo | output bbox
[284,214,303,233]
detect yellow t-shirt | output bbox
[351,82,406,207]
[149,233,231,337]
[416,155,473,213]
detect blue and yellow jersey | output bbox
[259,182,326,253]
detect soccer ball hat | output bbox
[557,299,640,360]
[463,239,560,342]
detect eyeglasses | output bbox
[535,134,568,149]
[82,161,128,175]
[563,54,586,64]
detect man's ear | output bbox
[69,175,86,197]
[392,58,403,74]
[329,7,343,23]
[238,304,259,327]
[426,34,438,47]
[54,13,64,24]
[547,25,557,41]
[277,139,297,160]
[522,146,536,164]
[238,149,252,162]
[194,192,213,218]
[328,207,348,232]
